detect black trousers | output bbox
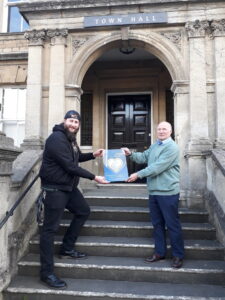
[40,188,90,277]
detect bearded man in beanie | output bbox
[39,110,108,289]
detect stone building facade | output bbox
[1,0,225,208]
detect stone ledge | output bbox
[212,149,225,176]
[206,191,225,248]
[0,52,28,61]
[17,0,225,12]
[11,150,42,187]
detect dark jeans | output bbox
[149,194,184,259]
[40,188,90,277]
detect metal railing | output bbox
[0,174,40,230]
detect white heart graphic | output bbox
[107,158,124,173]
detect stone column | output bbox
[47,29,68,134]
[65,84,83,143]
[0,132,21,291]
[211,20,225,149]
[171,81,189,205]
[22,30,46,150]
[185,20,212,149]
[184,20,212,207]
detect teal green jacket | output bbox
[130,138,180,195]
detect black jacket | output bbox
[39,123,95,191]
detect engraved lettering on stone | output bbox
[185,20,210,38]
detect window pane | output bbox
[1,88,26,147]
[81,93,93,146]
[8,0,29,32]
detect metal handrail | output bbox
[0,174,40,230]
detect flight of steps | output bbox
[3,185,225,300]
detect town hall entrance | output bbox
[108,93,151,181]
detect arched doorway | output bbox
[67,31,187,178]
[80,46,173,179]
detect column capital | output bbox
[185,20,210,38]
[65,84,83,102]
[211,19,225,37]
[46,29,68,45]
[24,29,46,46]
[171,80,189,94]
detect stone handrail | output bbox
[0,135,42,293]
[206,149,225,248]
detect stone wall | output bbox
[0,34,28,85]
[0,131,42,293]
[206,150,225,248]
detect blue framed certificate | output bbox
[103,149,128,182]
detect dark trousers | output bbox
[149,194,184,259]
[40,188,90,277]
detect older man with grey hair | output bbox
[123,121,184,268]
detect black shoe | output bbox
[172,257,183,268]
[59,249,87,259]
[40,274,67,289]
[145,253,165,263]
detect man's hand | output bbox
[121,147,131,156]
[127,173,138,182]
[93,149,105,157]
[94,176,109,184]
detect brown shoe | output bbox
[172,257,183,268]
[145,254,165,263]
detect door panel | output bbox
[108,94,151,182]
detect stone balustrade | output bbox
[206,149,225,247]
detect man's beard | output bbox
[64,125,79,143]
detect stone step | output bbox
[18,254,225,285]
[29,236,224,260]
[56,220,216,240]
[63,206,209,223]
[85,195,149,207]
[4,276,225,300]
[83,187,187,208]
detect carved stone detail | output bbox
[72,37,90,55]
[24,29,46,46]
[185,20,210,38]
[161,31,182,48]
[46,28,68,39]
[211,19,225,37]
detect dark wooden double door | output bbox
[108,94,151,182]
